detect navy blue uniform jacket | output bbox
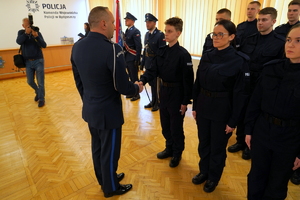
[193,46,250,128]
[245,59,300,156]
[141,28,165,69]
[71,32,139,130]
[274,21,300,37]
[140,42,194,105]
[124,26,142,62]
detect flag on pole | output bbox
[115,0,124,47]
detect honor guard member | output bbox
[245,23,300,200]
[192,20,250,193]
[202,8,231,55]
[274,0,300,37]
[71,6,142,198]
[139,17,194,168]
[140,13,166,111]
[236,1,261,48]
[233,7,285,160]
[124,12,142,101]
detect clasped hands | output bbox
[134,81,144,93]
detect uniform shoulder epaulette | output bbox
[274,32,286,41]
[248,32,258,38]
[236,51,250,61]
[237,21,247,27]
[203,48,214,53]
[263,59,285,67]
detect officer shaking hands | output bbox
[141,13,166,111]
[124,12,142,101]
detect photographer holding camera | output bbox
[16,15,47,107]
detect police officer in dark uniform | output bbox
[232,7,285,160]
[141,13,166,111]
[192,20,250,193]
[235,1,261,48]
[124,12,142,101]
[274,0,300,37]
[228,1,260,154]
[245,23,300,200]
[71,6,142,198]
[139,17,194,168]
[202,8,231,54]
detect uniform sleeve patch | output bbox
[187,62,193,66]
[245,72,250,76]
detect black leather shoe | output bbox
[130,94,140,101]
[38,100,45,107]
[291,170,300,185]
[192,173,208,185]
[151,104,159,112]
[157,149,173,159]
[104,184,132,198]
[34,94,39,102]
[144,102,153,108]
[203,180,218,193]
[169,157,181,168]
[227,143,245,153]
[117,173,125,182]
[242,147,251,160]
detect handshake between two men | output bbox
[134,81,144,93]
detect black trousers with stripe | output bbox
[88,124,122,193]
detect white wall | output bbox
[0,0,89,49]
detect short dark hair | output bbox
[287,23,300,37]
[165,17,183,32]
[88,6,109,29]
[217,8,231,18]
[249,1,261,8]
[288,0,300,7]
[259,7,277,19]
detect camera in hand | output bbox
[28,13,39,32]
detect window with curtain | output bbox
[89,0,293,56]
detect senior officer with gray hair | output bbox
[124,12,142,101]
[141,13,166,111]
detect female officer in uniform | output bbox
[245,23,300,200]
[192,20,250,193]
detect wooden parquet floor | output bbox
[0,70,299,200]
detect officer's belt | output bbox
[162,81,182,87]
[200,88,229,97]
[263,112,300,127]
[145,52,156,57]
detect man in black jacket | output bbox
[16,18,47,107]
[71,6,142,198]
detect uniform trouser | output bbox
[159,86,185,157]
[25,59,45,101]
[149,77,158,105]
[235,122,246,145]
[197,117,232,182]
[126,61,138,83]
[248,116,296,200]
[88,124,122,193]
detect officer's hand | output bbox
[135,81,143,93]
[225,125,235,134]
[32,30,38,37]
[180,105,187,115]
[192,111,196,120]
[293,157,300,170]
[245,135,251,149]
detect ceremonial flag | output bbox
[115,0,124,47]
